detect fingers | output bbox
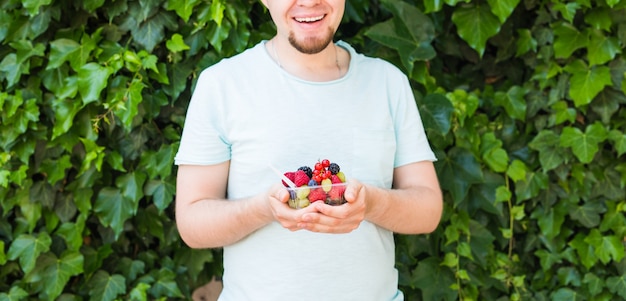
[297,202,364,233]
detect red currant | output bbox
[322,159,330,168]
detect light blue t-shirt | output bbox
[175,40,436,301]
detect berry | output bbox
[328,163,340,174]
[293,170,310,187]
[330,175,342,184]
[283,172,296,187]
[297,166,313,179]
[308,188,327,203]
[321,159,330,168]
[314,162,324,171]
[328,185,345,201]
[308,179,317,186]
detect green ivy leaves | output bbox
[365,0,436,73]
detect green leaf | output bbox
[534,201,566,239]
[166,0,200,22]
[582,273,604,296]
[535,249,562,270]
[364,0,436,73]
[145,180,176,213]
[78,63,113,105]
[552,3,581,23]
[584,229,625,264]
[47,39,80,70]
[584,7,613,31]
[436,147,484,206]
[550,101,576,125]
[569,233,597,269]
[166,33,190,52]
[569,201,605,228]
[418,93,454,136]
[423,0,444,13]
[83,0,105,13]
[480,133,509,172]
[7,233,52,274]
[560,123,608,163]
[113,78,145,129]
[564,60,612,107]
[516,29,537,56]
[94,188,132,239]
[551,288,582,300]
[412,257,457,300]
[33,252,84,299]
[41,155,72,185]
[210,0,226,26]
[587,29,621,66]
[0,287,29,300]
[451,4,501,57]
[553,22,587,58]
[79,137,106,174]
[529,130,567,172]
[607,275,626,299]
[148,268,184,298]
[88,270,126,301]
[487,0,520,23]
[131,13,171,52]
[494,85,527,121]
[506,159,527,182]
[593,88,624,124]
[609,130,626,156]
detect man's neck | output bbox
[268,38,348,82]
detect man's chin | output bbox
[288,30,335,54]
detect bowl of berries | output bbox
[282,159,347,209]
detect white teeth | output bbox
[295,15,324,23]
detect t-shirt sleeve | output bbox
[391,69,437,167]
[174,69,231,165]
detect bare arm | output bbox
[363,161,443,234]
[175,162,274,248]
[299,161,443,234]
[175,162,326,248]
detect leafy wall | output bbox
[1,0,625,300]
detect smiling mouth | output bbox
[294,15,325,23]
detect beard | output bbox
[288,27,335,54]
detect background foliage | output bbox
[1,0,625,300]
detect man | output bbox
[174,0,443,300]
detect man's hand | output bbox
[291,179,367,233]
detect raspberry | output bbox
[328,163,340,174]
[283,172,296,187]
[328,185,346,203]
[330,175,342,184]
[298,166,313,179]
[293,170,310,187]
[308,188,327,203]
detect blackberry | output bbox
[298,166,313,179]
[328,163,340,174]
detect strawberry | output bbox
[293,170,310,187]
[308,188,327,203]
[282,172,296,187]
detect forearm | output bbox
[176,194,273,248]
[364,185,443,234]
